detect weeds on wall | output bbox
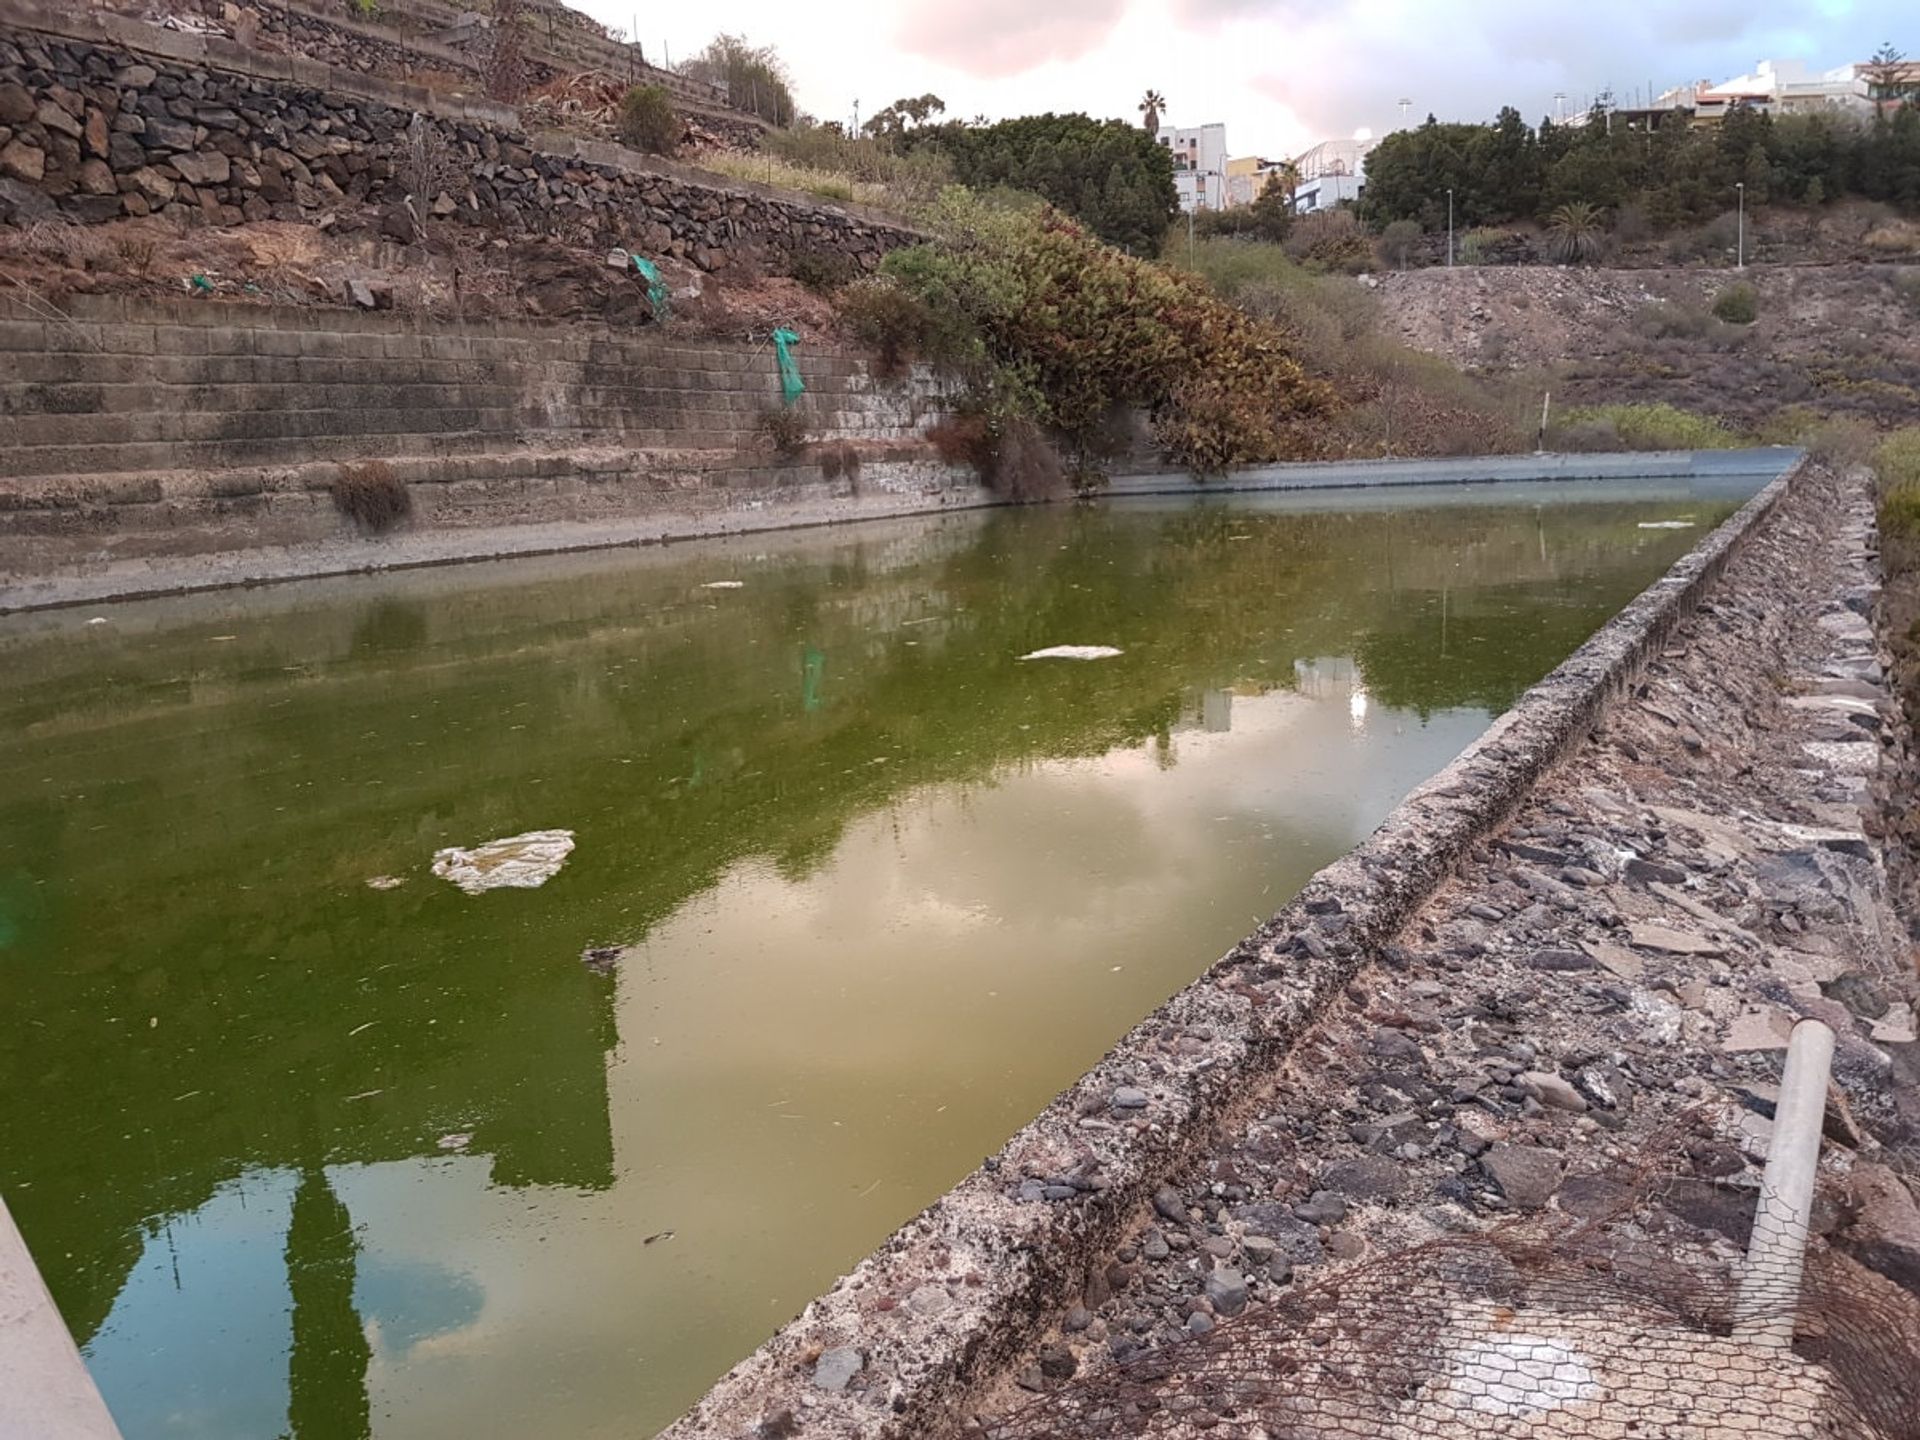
[331,461,413,533]
[816,442,862,483]
[757,405,809,458]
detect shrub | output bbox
[838,276,956,379]
[330,461,411,533]
[817,442,862,482]
[1283,209,1374,273]
[1635,300,1715,340]
[927,412,1067,499]
[757,405,809,458]
[881,196,1332,476]
[1612,203,1653,246]
[1458,228,1503,265]
[1805,414,1882,468]
[1544,202,1607,264]
[1712,282,1759,325]
[1549,402,1742,453]
[788,249,858,295]
[618,85,680,155]
[1878,429,1920,541]
[1376,219,1422,269]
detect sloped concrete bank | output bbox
[661,462,1817,1438]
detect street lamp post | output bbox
[1447,188,1455,267]
[1736,181,1746,269]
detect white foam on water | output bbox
[701,581,746,590]
[431,830,576,894]
[1019,645,1124,661]
[365,875,406,891]
[1637,520,1696,529]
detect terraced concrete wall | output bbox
[0,293,975,590]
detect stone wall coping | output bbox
[661,451,1806,1439]
[248,0,479,75]
[0,0,918,236]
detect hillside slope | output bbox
[1373,263,1920,432]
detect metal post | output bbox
[1732,1018,1835,1348]
[1446,188,1454,267]
[0,1198,124,1438]
[1736,182,1746,269]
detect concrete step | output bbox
[0,436,950,527]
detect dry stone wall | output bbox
[0,0,910,272]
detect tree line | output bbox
[1362,95,1920,234]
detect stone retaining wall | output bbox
[0,0,909,272]
[661,454,1807,1439]
[0,291,979,602]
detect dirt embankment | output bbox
[1372,263,1920,433]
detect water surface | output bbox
[0,481,1746,1438]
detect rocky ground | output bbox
[1372,262,1920,433]
[977,461,1920,1428]
[0,211,841,338]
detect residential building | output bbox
[1159,123,1227,211]
[1290,137,1372,213]
[1641,56,1920,126]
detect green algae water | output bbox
[0,480,1748,1438]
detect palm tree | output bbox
[1139,90,1166,137]
[1271,160,1302,210]
[1545,201,1608,263]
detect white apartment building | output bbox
[1159,123,1228,211]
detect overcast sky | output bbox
[574,0,1910,160]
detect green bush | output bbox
[1283,209,1374,273]
[618,85,680,156]
[1712,282,1759,325]
[838,276,966,378]
[1878,428,1920,540]
[1549,402,1743,453]
[787,249,858,295]
[868,195,1331,477]
[1634,300,1717,340]
[1458,228,1503,265]
[1377,219,1422,269]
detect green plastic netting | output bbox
[629,255,669,320]
[772,327,805,406]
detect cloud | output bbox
[1246,0,1905,137]
[894,0,1129,76]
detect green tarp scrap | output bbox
[629,255,669,320]
[772,328,804,407]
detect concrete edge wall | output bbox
[0,0,916,236]
[1107,446,1804,494]
[660,453,1806,1439]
